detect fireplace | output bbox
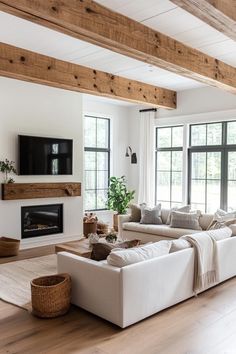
[21,204,63,238]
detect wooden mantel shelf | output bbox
[1,182,81,200]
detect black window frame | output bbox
[188,120,236,212]
[155,125,184,208]
[84,115,111,211]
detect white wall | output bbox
[127,87,236,202]
[125,106,141,201]
[157,86,236,119]
[83,95,134,223]
[0,77,83,246]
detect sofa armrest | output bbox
[118,214,131,239]
[118,214,131,224]
[57,252,123,327]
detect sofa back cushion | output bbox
[170,239,191,253]
[182,227,232,242]
[199,213,214,230]
[160,208,170,224]
[107,240,171,268]
[170,211,202,230]
[204,226,232,241]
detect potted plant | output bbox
[107,176,135,231]
[0,159,17,183]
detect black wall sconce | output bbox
[125,146,137,164]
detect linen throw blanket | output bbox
[181,231,220,293]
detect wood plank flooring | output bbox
[0,244,56,264]
[1,247,236,353]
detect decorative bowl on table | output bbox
[105,232,118,244]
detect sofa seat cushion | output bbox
[122,222,199,239]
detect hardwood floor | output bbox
[0,240,82,264]
[1,248,236,353]
[1,280,236,353]
[0,244,56,264]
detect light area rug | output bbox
[0,254,57,311]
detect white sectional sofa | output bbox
[57,236,236,328]
[118,209,214,243]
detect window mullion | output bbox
[222,123,227,210]
[170,151,172,208]
[205,152,208,213]
[223,149,228,210]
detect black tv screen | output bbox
[19,135,73,175]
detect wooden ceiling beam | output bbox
[171,0,236,41]
[0,0,235,94]
[0,42,176,109]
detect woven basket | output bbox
[83,222,97,237]
[0,237,20,257]
[31,273,71,318]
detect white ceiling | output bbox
[0,0,235,106]
[97,0,236,66]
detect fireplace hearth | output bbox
[21,204,63,238]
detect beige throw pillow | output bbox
[170,211,202,230]
[166,205,191,225]
[129,203,146,222]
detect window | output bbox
[84,115,110,210]
[155,126,183,208]
[190,151,221,212]
[189,121,236,212]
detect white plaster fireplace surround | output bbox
[0,78,84,249]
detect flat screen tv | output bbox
[19,135,73,175]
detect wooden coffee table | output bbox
[55,236,138,259]
[55,238,92,258]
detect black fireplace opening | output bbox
[21,204,63,238]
